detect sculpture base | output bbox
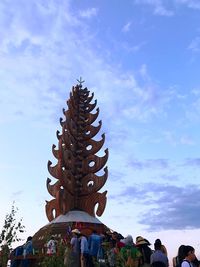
[32,210,110,251]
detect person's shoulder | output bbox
[181,260,191,267]
[70,237,76,243]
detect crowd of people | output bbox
[44,229,200,267]
[9,229,200,267]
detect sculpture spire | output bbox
[76,77,85,87]
[45,83,108,222]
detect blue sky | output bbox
[1,0,200,263]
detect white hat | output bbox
[125,235,134,245]
[71,229,81,235]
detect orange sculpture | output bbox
[46,81,108,221]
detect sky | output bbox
[1,0,200,264]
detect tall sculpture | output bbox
[46,81,109,222]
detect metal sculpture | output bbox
[45,81,108,222]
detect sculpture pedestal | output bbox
[33,210,109,250]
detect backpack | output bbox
[173,256,181,267]
[126,248,139,267]
[97,246,105,262]
[142,246,152,264]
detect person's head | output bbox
[154,239,162,250]
[71,229,81,236]
[136,236,151,247]
[183,246,196,262]
[177,245,185,260]
[111,232,118,240]
[117,233,124,241]
[155,239,162,245]
[27,236,32,242]
[124,235,134,246]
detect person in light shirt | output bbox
[181,246,196,267]
[46,236,57,255]
[150,239,168,267]
[70,229,81,267]
[80,232,90,267]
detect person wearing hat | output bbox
[79,232,94,267]
[120,235,141,267]
[70,229,81,267]
[136,236,152,267]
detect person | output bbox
[97,242,107,266]
[70,228,81,267]
[80,232,90,267]
[181,246,196,267]
[46,236,57,255]
[173,245,185,267]
[88,230,102,261]
[107,241,116,267]
[120,235,141,267]
[116,233,125,252]
[10,245,23,267]
[104,231,112,242]
[64,240,72,267]
[192,256,200,267]
[150,239,168,267]
[154,239,168,256]
[136,236,152,267]
[22,236,34,267]
[110,232,118,247]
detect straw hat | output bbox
[71,229,81,235]
[136,236,151,246]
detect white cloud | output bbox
[180,136,195,145]
[176,0,200,9]
[185,94,200,122]
[0,0,180,131]
[121,41,146,53]
[188,37,200,52]
[163,131,177,146]
[122,21,132,33]
[78,7,98,18]
[192,88,200,95]
[139,64,149,80]
[134,0,174,16]
[154,4,174,16]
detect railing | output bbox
[10,254,44,267]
